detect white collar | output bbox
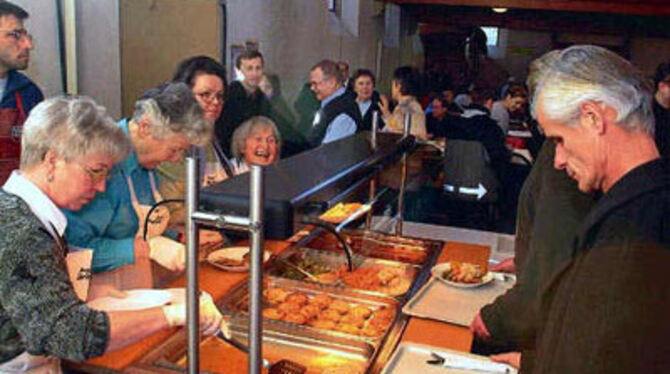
[2,170,67,238]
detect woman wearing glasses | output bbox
[63,83,211,291]
[0,96,222,373]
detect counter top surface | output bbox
[79,238,491,372]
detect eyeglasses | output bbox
[194,91,224,104]
[1,28,33,43]
[77,163,110,184]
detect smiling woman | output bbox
[230,115,281,174]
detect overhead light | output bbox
[492,7,508,13]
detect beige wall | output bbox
[119,0,220,116]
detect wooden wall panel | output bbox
[120,0,221,116]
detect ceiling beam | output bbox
[382,0,670,16]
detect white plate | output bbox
[431,262,494,289]
[206,246,270,272]
[87,289,172,311]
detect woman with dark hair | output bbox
[490,83,528,135]
[157,56,231,242]
[379,66,427,139]
[352,69,387,132]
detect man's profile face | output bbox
[537,97,604,193]
[0,15,33,73]
[310,67,337,101]
[432,99,447,119]
[239,57,264,89]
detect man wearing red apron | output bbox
[0,2,44,185]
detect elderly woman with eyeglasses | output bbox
[0,96,222,373]
[63,83,211,289]
[230,116,281,174]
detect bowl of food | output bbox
[206,246,271,272]
[431,261,493,288]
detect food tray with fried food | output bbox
[318,202,366,224]
[219,276,399,345]
[267,247,419,298]
[304,229,442,265]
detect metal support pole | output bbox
[248,165,265,374]
[185,147,200,374]
[396,113,411,236]
[366,111,379,229]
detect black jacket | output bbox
[653,99,670,158]
[480,142,596,370]
[532,158,670,374]
[359,91,385,132]
[306,90,362,147]
[216,81,271,157]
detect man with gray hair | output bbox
[307,59,361,146]
[509,45,670,374]
[64,82,211,286]
[0,1,43,184]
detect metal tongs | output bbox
[274,256,319,282]
[426,352,516,373]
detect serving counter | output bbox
[66,235,490,374]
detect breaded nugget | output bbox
[340,313,365,328]
[262,308,285,320]
[285,292,309,306]
[336,323,361,335]
[263,287,288,304]
[277,302,302,314]
[329,299,351,314]
[309,319,337,330]
[308,293,333,309]
[283,313,308,325]
[319,309,343,322]
[299,304,321,320]
[349,306,372,319]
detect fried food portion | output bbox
[285,292,309,306]
[329,299,351,314]
[443,261,484,283]
[283,313,308,325]
[299,304,321,320]
[277,302,302,315]
[309,319,337,330]
[349,306,372,319]
[262,308,285,320]
[308,293,333,309]
[319,309,343,322]
[263,287,288,305]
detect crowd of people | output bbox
[0,1,668,373]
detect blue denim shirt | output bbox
[64,119,177,273]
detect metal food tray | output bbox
[268,246,420,298]
[219,276,399,346]
[134,323,373,374]
[304,229,442,265]
[381,342,518,374]
[402,274,515,327]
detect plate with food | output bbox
[206,246,271,272]
[319,202,366,224]
[431,261,494,288]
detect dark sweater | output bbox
[0,191,109,363]
[532,158,670,374]
[306,90,362,147]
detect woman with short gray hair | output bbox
[230,115,281,174]
[63,82,213,288]
[0,96,222,372]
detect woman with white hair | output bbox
[0,96,221,373]
[230,115,281,174]
[63,82,212,288]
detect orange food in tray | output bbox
[319,203,364,223]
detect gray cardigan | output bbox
[0,190,109,363]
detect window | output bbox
[482,27,499,46]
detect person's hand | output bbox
[203,169,228,187]
[134,237,151,260]
[490,352,521,369]
[490,257,515,273]
[161,291,222,336]
[469,311,491,340]
[199,229,224,246]
[149,236,185,272]
[379,94,391,116]
[199,292,223,336]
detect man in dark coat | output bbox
[652,62,670,157]
[216,49,271,157]
[492,45,670,374]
